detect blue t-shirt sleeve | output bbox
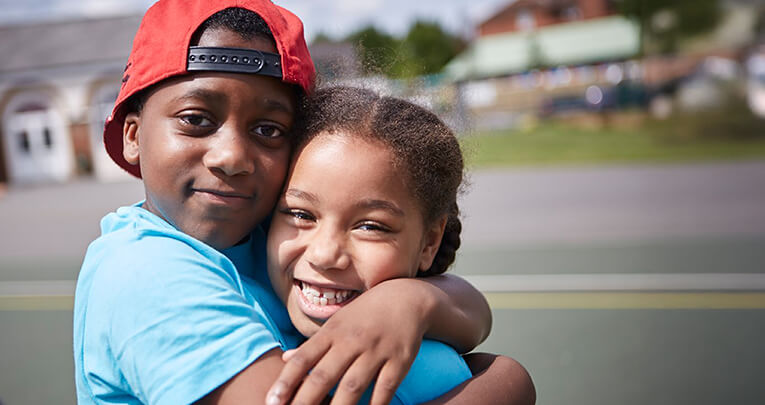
[392,340,472,405]
[86,235,281,405]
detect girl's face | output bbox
[267,133,445,337]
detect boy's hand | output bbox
[266,278,434,405]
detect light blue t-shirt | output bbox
[74,204,469,405]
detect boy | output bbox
[73,1,499,405]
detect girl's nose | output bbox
[203,127,255,176]
[305,225,350,272]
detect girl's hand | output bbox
[266,278,434,405]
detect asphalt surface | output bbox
[1,161,765,405]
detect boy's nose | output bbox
[305,225,350,272]
[202,128,255,176]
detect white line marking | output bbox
[1,274,765,299]
[461,273,765,292]
[0,280,75,296]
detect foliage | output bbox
[346,26,399,75]
[311,32,334,45]
[396,21,465,77]
[344,21,463,78]
[614,0,723,54]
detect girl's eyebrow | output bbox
[354,199,404,217]
[285,188,318,203]
[284,189,404,216]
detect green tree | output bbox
[311,32,334,45]
[345,21,464,78]
[615,0,722,54]
[394,20,464,77]
[346,26,399,75]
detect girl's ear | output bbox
[123,112,141,165]
[418,215,448,272]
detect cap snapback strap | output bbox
[187,46,282,78]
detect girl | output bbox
[267,86,536,404]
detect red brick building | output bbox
[478,0,615,36]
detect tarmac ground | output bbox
[1,161,764,405]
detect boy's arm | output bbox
[194,349,285,405]
[266,275,492,405]
[417,274,493,352]
[424,353,536,405]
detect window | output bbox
[562,6,582,21]
[19,131,30,153]
[43,127,53,148]
[516,9,536,31]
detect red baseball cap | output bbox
[104,0,316,178]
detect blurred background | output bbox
[1,0,764,404]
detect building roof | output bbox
[446,15,639,81]
[0,15,141,74]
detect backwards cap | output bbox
[104,0,316,178]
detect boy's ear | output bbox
[418,215,448,272]
[123,112,141,165]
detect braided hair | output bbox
[295,86,464,276]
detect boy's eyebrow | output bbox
[171,89,228,106]
[169,89,292,114]
[262,98,294,115]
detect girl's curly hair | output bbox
[295,86,464,276]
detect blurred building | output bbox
[0,15,365,186]
[444,0,640,129]
[310,41,362,82]
[0,16,140,185]
[477,0,615,36]
[445,0,763,129]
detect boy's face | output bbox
[123,29,295,250]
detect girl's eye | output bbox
[253,125,284,138]
[180,114,215,128]
[356,222,390,233]
[280,208,315,224]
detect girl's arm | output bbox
[266,275,492,405]
[425,353,536,405]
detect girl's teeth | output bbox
[300,281,355,306]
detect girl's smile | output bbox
[292,279,361,320]
[267,133,445,337]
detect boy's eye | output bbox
[180,114,215,128]
[252,125,284,138]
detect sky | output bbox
[0,0,511,40]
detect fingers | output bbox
[367,361,409,405]
[290,347,357,405]
[282,349,296,362]
[266,342,329,405]
[328,354,384,405]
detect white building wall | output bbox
[1,90,74,184]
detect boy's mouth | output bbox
[292,280,360,319]
[192,188,254,207]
